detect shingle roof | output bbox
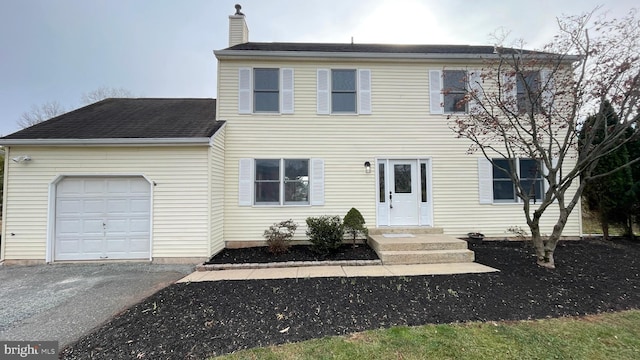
[2,98,221,141]
[224,42,546,55]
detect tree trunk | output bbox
[602,220,610,241]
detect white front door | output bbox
[377,159,432,227]
[389,160,419,226]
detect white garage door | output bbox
[55,177,151,261]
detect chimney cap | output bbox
[234,4,244,16]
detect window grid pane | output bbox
[443,70,467,113]
[255,159,280,204]
[284,159,309,204]
[394,165,412,194]
[420,163,427,202]
[254,68,279,112]
[379,163,385,203]
[331,69,356,113]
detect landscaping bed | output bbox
[205,244,379,264]
[60,239,640,359]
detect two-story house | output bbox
[0,7,581,264]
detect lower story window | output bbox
[255,159,309,205]
[492,158,544,202]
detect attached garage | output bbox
[54,176,151,261]
[0,98,226,264]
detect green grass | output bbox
[214,310,640,360]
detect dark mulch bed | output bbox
[205,244,379,264]
[61,239,640,359]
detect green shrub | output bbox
[263,219,297,254]
[344,207,368,247]
[305,215,344,255]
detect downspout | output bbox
[1,146,9,262]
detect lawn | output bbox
[216,310,640,359]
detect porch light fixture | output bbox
[364,161,371,174]
[11,155,31,163]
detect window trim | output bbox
[491,158,544,204]
[253,158,311,207]
[317,68,371,115]
[516,71,542,114]
[442,69,468,114]
[253,68,280,113]
[238,67,294,115]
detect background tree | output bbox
[81,86,134,105]
[580,101,634,240]
[17,101,65,129]
[452,8,640,268]
[17,86,134,129]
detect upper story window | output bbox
[238,67,294,114]
[331,69,357,113]
[429,69,481,115]
[492,158,544,202]
[443,70,467,113]
[317,69,371,115]
[254,68,279,112]
[517,71,541,114]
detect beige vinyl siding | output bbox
[217,59,581,243]
[210,126,226,255]
[2,146,210,260]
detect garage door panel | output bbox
[55,176,151,261]
[83,179,107,195]
[106,199,129,214]
[130,198,151,213]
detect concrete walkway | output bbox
[178,262,499,283]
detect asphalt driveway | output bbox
[0,262,193,347]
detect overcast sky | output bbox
[0,0,635,136]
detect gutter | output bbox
[0,137,212,147]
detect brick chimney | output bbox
[229,4,249,47]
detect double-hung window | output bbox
[238,67,294,114]
[254,159,309,205]
[443,70,467,113]
[317,68,371,114]
[517,71,541,114]
[492,158,544,202]
[331,69,357,113]
[254,68,279,112]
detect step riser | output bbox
[380,251,475,265]
[372,242,468,252]
[369,227,444,235]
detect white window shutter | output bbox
[310,158,325,205]
[429,70,443,114]
[478,158,493,204]
[502,73,517,112]
[540,69,554,113]
[358,69,372,114]
[281,68,294,114]
[238,158,253,206]
[317,69,330,114]
[238,68,252,114]
[468,70,483,114]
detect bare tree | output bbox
[81,86,134,105]
[17,101,66,129]
[452,8,640,268]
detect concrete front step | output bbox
[378,249,475,265]
[369,234,468,251]
[368,231,475,265]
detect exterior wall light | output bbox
[11,155,31,163]
[364,161,371,174]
